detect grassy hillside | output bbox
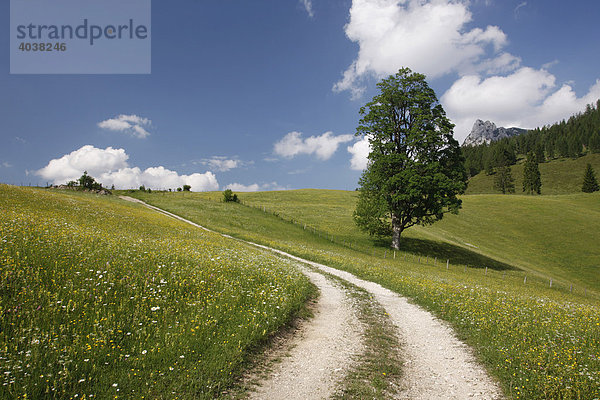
[410,193,600,290]
[131,189,600,399]
[0,185,313,399]
[216,189,599,291]
[466,152,600,195]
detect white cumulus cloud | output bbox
[347,136,372,170]
[274,131,354,160]
[199,157,242,172]
[98,114,152,139]
[36,145,219,191]
[334,0,509,97]
[334,0,600,144]
[225,182,287,192]
[442,68,600,141]
[36,145,129,184]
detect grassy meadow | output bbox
[130,189,600,399]
[0,185,314,399]
[466,153,600,195]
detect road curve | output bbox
[119,196,503,399]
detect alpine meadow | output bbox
[3,2,600,399]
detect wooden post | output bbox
[570,284,573,293]
[524,276,527,284]
[485,267,488,275]
[394,251,396,259]
[384,250,387,259]
[550,279,553,288]
[446,259,449,270]
[434,257,437,265]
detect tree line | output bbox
[462,99,600,177]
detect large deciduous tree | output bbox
[353,68,467,249]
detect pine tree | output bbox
[535,143,545,163]
[567,136,582,158]
[582,163,599,193]
[494,166,515,194]
[523,152,541,194]
[545,139,555,159]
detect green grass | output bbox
[129,189,600,399]
[409,193,600,290]
[466,152,600,195]
[0,185,314,399]
[202,189,600,293]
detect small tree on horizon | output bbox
[182,184,191,192]
[78,171,102,190]
[223,189,239,203]
[522,152,541,194]
[582,163,599,193]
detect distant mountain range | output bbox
[462,120,527,146]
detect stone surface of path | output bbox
[248,269,362,400]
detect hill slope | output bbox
[130,189,600,399]
[409,193,600,290]
[466,153,600,195]
[224,190,600,290]
[0,185,312,399]
[135,189,600,292]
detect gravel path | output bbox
[248,268,362,400]
[120,196,503,399]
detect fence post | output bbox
[524,276,527,284]
[485,267,488,275]
[384,250,387,259]
[394,251,396,259]
[550,279,553,288]
[446,259,449,270]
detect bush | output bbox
[183,185,191,192]
[223,189,239,203]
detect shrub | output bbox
[223,189,239,203]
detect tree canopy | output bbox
[353,68,467,249]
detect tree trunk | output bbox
[391,213,402,250]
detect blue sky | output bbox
[2,0,600,191]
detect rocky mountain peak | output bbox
[462,120,526,146]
